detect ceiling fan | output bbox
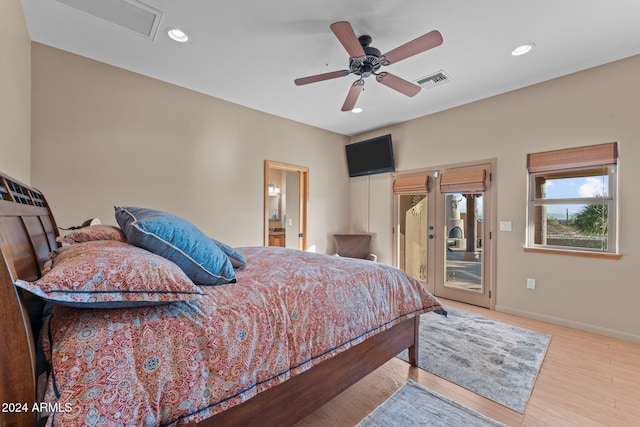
[294,21,443,111]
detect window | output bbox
[526,142,618,255]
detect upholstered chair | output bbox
[333,234,377,262]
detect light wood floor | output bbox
[295,299,640,427]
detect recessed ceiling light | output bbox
[512,43,535,56]
[352,107,363,113]
[167,28,189,43]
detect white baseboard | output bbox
[495,304,640,344]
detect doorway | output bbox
[394,160,495,308]
[264,161,309,250]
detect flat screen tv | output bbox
[345,134,395,177]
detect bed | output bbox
[0,170,445,427]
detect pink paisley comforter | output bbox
[43,246,444,426]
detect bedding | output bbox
[41,246,444,426]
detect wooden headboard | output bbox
[0,172,59,427]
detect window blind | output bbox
[439,168,486,193]
[393,175,429,195]
[527,142,617,173]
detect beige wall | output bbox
[0,0,31,183]
[351,55,640,342]
[31,43,350,253]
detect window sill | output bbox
[524,246,622,260]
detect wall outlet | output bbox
[527,278,536,289]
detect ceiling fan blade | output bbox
[381,30,443,65]
[330,21,366,59]
[376,72,421,97]
[294,70,351,86]
[341,79,365,111]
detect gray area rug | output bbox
[398,308,551,413]
[356,380,507,427]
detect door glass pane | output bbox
[444,193,483,292]
[399,194,427,281]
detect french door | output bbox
[394,161,495,308]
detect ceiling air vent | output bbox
[415,70,452,89]
[54,0,163,39]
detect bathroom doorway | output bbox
[264,161,309,250]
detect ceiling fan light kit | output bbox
[294,21,443,112]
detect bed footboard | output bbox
[188,315,420,427]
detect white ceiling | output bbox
[21,0,640,136]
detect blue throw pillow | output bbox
[115,206,236,285]
[212,239,247,269]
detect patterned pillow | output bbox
[14,241,203,308]
[56,224,127,245]
[115,206,236,285]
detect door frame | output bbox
[264,161,309,250]
[392,158,497,309]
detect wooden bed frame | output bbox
[0,171,419,427]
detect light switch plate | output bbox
[499,221,512,231]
